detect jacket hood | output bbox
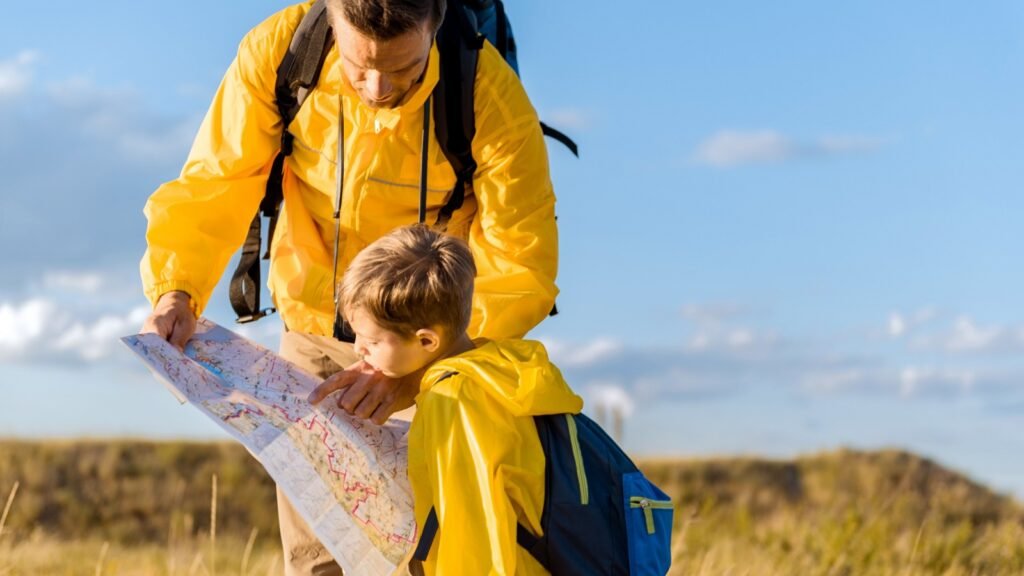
[422,339,583,417]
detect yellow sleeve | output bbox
[467,46,559,340]
[420,384,520,575]
[140,20,290,316]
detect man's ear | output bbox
[415,327,441,353]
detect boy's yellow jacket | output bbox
[410,340,584,575]
[141,2,558,339]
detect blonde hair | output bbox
[340,224,475,339]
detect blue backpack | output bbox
[412,385,675,575]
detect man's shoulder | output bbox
[238,1,312,61]
[469,41,540,140]
[474,41,526,96]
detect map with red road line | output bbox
[122,319,415,575]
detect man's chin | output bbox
[360,96,398,109]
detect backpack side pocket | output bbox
[622,471,673,575]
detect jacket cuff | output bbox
[149,281,203,319]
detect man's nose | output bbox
[364,70,393,101]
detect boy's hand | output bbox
[141,291,196,352]
[307,360,419,425]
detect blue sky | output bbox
[1,1,1023,498]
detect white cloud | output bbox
[688,333,710,350]
[727,329,754,348]
[899,366,976,397]
[681,303,773,351]
[693,130,792,167]
[542,107,591,131]
[802,369,865,393]
[0,65,195,289]
[681,302,747,325]
[888,313,906,337]
[43,271,105,294]
[0,51,37,97]
[946,316,1002,352]
[542,337,623,367]
[884,309,1021,355]
[0,298,57,355]
[546,302,1024,404]
[55,307,151,361]
[691,129,883,167]
[44,76,199,164]
[686,326,774,352]
[117,118,199,163]
[585,382,635,418]
[0,296,149,364]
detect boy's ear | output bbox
[415,327,442,353]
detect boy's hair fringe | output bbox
[340,224,475,339]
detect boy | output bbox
[333,224,582,575]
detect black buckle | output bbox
[236,307,277,324]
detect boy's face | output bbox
[346,306,441,378]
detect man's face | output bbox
[333,16,433,109]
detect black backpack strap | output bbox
[432,0,483,231]
[411,506,440,562]
[493,0,509,60]
[540,121,579,157]
[516,522,542,553]
[275,0,334,127]
[230,0,334,323]
[409,496,544,566]
[229,216,268,322]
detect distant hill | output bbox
[642,449,1024,574]
[643,448,1020,526]
[1,441,1021,574]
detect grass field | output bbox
[0,441,1022,575]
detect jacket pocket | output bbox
[623,471,673,575]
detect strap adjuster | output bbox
[236,308,277,324]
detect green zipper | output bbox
[630,496,673,534]
[565,414,589,505]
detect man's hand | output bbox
[141,291,196,351]
[308,360,420,425]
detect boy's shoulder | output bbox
[417,339,582,419]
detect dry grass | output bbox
[2,442,1024,574]
[641,449,1024,576]
[0,467,280,576]
[210,474,217,576]
[1,535,281,576]
[0,481,18,540]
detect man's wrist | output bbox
[159,290,199,318]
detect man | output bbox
[140,0,558,573]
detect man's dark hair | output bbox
[326,0,447,39]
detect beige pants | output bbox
[277,330,415,575]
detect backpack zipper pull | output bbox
[631,496,670,535]
[639,499,655,534]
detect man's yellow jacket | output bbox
[412,340,584,575]
[141,2,558,339]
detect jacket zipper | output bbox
[565,414,589,505]
[629,496,673,534]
